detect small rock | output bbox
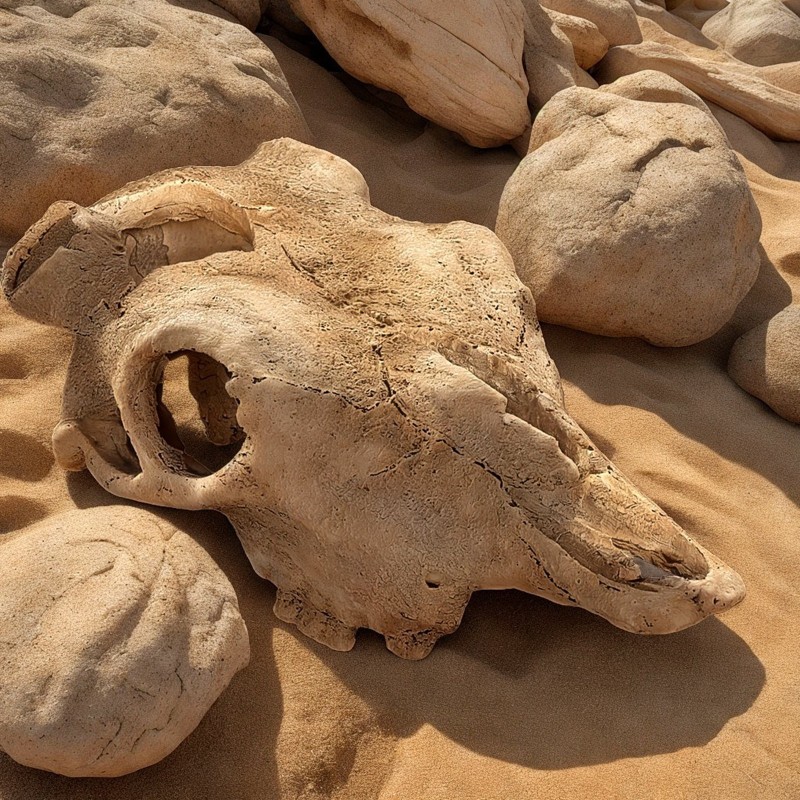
[0,506,249,777]
[729,305,800,424]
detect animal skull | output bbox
[2,138,744,659]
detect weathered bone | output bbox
[2,138,745,659]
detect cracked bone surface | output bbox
[2,138,745,660]
[496,78,762,346]
[0,506,249,777]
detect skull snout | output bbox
[399,348,744,633]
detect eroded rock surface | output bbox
[545,9,609,69]
[285,0,531,147]
[703,0,800,66]
[540,0,642,45]
[0,0,309,240]
[496,80,761,346]
[0,506,249,777]
[595,41,800,141]
[2,138,745,660]
[729,305,800,424]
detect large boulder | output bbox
[209,0,263,28]
[728,305,800,423]
[285,0,532,147]
[0,506,249,777]
[703,0,800,66]
[0,0,309,241]
[521,0,594,113]
[544,9,608,69]
[594,41,800,141]
[495,79,762,347]
[539,0,642,45]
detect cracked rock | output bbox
[285,0,532,147]
[0,0,309,241]
[0,506,249,777]
[496,79,762,346]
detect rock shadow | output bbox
[0,495,48,532]
[0,430,54,482]
[542,254,800,505]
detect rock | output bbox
[539,0,642,44]
[262,0,311,36]
[0,0,309,241]
[595,41,800,141]
[521,0,593,113]
[286,0,531,147]
[666,0,729,29]
[703,0,800,66]
[729,305,800,423]
[544,8,609,69]
[0,506,249,777]
[599,68,719,119]
[495,85,761,347]
[209,0,263,28]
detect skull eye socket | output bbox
[156,350,245,476]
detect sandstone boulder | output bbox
[703,0,800,66]
[0,0,309,241]
[544,8,609,70]
[540,0,642,44]
[666,0,729,29]
[595,41,800,141]
[0,506,249,777]
[729,305,800,423]
[599,68,719,118]
[209,0,264,28]
[285,0,531,147]
[496,84,761,346]
[521,0,593,113]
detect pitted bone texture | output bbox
[0,506,249,777]
[3,138,744,660]
[496,80,762,347]
[0,0,309,240]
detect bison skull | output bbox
[2,139,744,659]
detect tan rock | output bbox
[3,138,744,659]
[210,0,263,28]
[521,0,593,113]
[595,41,800,141]
[286,0,531,147]
[545,7,609,69]
[703,0,800,66]
[729,305,800,423]
[496,85,761,347]
[0,506,249,777]
[0,0,309,241]
[540,0,642,44]
[666,0,729,29]
[599,68,720,120]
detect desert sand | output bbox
[0,8,799,800]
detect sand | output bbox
[0,36,798,800]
